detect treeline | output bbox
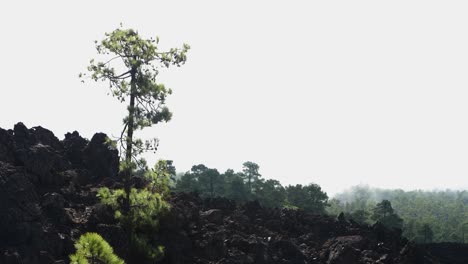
[173,161,329,214]
[173,163,468,244]
[329,185,468,243]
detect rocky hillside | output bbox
[0,123,119,263]
[0,123,463,263]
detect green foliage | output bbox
[222,169,247,202]
[286,184,329,214]
[175,172,198,193]
[175,162,329,213]
[282,203,300,210]
[97,160,172,262]
[326,198,344,216]
[371,200,403,230]
[98,186,168,261]
[144,160,174,198]
[461,222,468,243]
[69,233,124,264]
[176,164,224,197]
[97,186,168,230]
[255,179,286,208]
[348,209,370,225]
[418,223,434,243]
[371,200,394,219]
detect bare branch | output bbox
[113,70,132,79]
[103,56,121,65]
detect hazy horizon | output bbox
[2,1,468,196]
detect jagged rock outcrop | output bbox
[0,123,119,264]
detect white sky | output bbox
[1,1,468,195]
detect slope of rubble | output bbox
[157,193,436,264]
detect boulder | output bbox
[270,240,307,264]
[2,250,22,264]
[0,162,42,246]
[0,128,15,163]
[16,143,69,185]
[41,193,66,223]
[201,209,223,225]
[62,131,87,167]
[322,236,365,264]
[13,122,35,150]
[83,133,119,180]
[31,126,62,151]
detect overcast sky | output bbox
[1,1,468,195]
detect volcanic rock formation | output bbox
[0,123,463,263]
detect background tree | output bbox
[223,169,249,202]
[175,164,224,197]
[348,209,370,225]
[286,184,328,214]
[418,224,434,243]
[165,160,177,182]
[372,200,394,220]
[371,200,403,230]
[175,172,199,193]
[144,160,174,198]
[242,161,261,193]
[462,222,468,243]
[194,165,223,197]
[255,179,286,208]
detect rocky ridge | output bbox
[0,123,461,263]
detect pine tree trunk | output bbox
[125,70,136,173]
[123,67,137,214]
[210,175,213,197]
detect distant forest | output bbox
[172,162,468,244]
[174,162,329,214]
[330,185,468,243]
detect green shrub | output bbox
[97,160,171,262]
[69,232,124,264]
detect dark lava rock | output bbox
[13,122,34,150]
[2,250,22,264]
[271,239,307,264]
[83,133,119,181]
[201,209,224,225]
[16,143,69,185]
[0,128,15,163]
[321,236,365,264]
[0,162,41,246]
[30,126,62,151]
[41,192,67,223]
[0,123,123,263]
[63,131,88,167]
[421,243,468,264]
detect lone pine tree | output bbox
[81,26,189,209]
